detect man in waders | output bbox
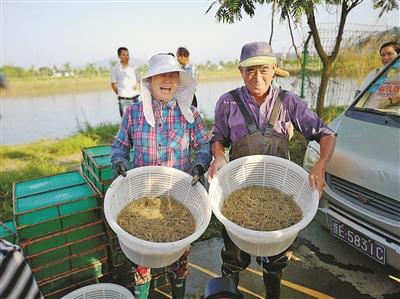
[111,47,140,117]
[208,42,336,298]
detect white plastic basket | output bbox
[209,155,319,257]
[60,283,134,299]
[104,166,212,268]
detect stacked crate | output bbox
[81,145,116,196]
[13,171,109,298]
[81,145,170,292]
[0,219,17,244]
[105,227,170,292]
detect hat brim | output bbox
[142,65,190,80]
[239,56,289,77]
[239,56,277,67]
[274,68,290,78]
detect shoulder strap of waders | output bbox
[268,89,286,127]
[229,89,258,134]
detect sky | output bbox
[1,0,399,68]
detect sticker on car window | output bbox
[376,82,400,98]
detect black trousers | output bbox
[118,95,139,117]
[192,94,198,108]
[221,227,291,276]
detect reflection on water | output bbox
[1,76,358,145]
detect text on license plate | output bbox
[330,218,385,264]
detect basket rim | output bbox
[209,155,319,237]
[104,166,212,249]
[60,283,134,299]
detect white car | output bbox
[303,54,400,270]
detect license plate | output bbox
[330,218,385,264]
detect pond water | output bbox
[1,76,359,145]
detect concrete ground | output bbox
[149,221,400,299]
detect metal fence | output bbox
[281,24,399,109]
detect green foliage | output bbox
[0,123,119,219]
[1,63,110,80]
[38,67,53,77]
[0,157,66,219]
[333,30,399,78]
[47,135,96,156]
[78,123,119,144]
[200,113,214,131]
[373,0,399,17]
[1,65,29,78]
[289,131,309,166]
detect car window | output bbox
[355,59,400,116]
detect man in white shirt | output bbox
[111,47,140,117]
[177,47,198,108]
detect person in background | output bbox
[111,47,140,117]
[176,47,198,107]
[110,53,211,298]
[0,73,7,89]
[208,42,336,299]
[359,41,400,92]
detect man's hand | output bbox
[191,165,205,186]
[207,155,227,183]
[114,160,129,177]
[309,160,326,196]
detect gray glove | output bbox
[191,164,205,186]
[114,160,129,177]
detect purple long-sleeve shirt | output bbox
[211,85,335,147]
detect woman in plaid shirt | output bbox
[111,53,211,299]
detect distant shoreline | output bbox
[1,71,245,99]
[0,67,316,99]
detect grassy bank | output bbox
[0,123,118,219]
[0,76,111,98]
[0,106,343,238]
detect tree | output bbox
[63,62,71,72]
[207,0,398,117]
[38,67,53,77]
[110,60,117,68]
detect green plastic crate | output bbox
[82,145,112,166]
[112,272,134,289]
[33,260,70,282]
[14,171,86,199]
[38,259,109,296]
[18,208,100,241]
[109,250,132,266]
[82,145,134,182]
[31,246,107,282]
[151,273,170,289]
[28,232,107,269]
[0,220,17,244]
[82,146,113,181]
[13,171,100,240]
[23,220,106,263]
[14,175,99,225]
[81,161,112,195]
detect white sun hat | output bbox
[141,54,196,127]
